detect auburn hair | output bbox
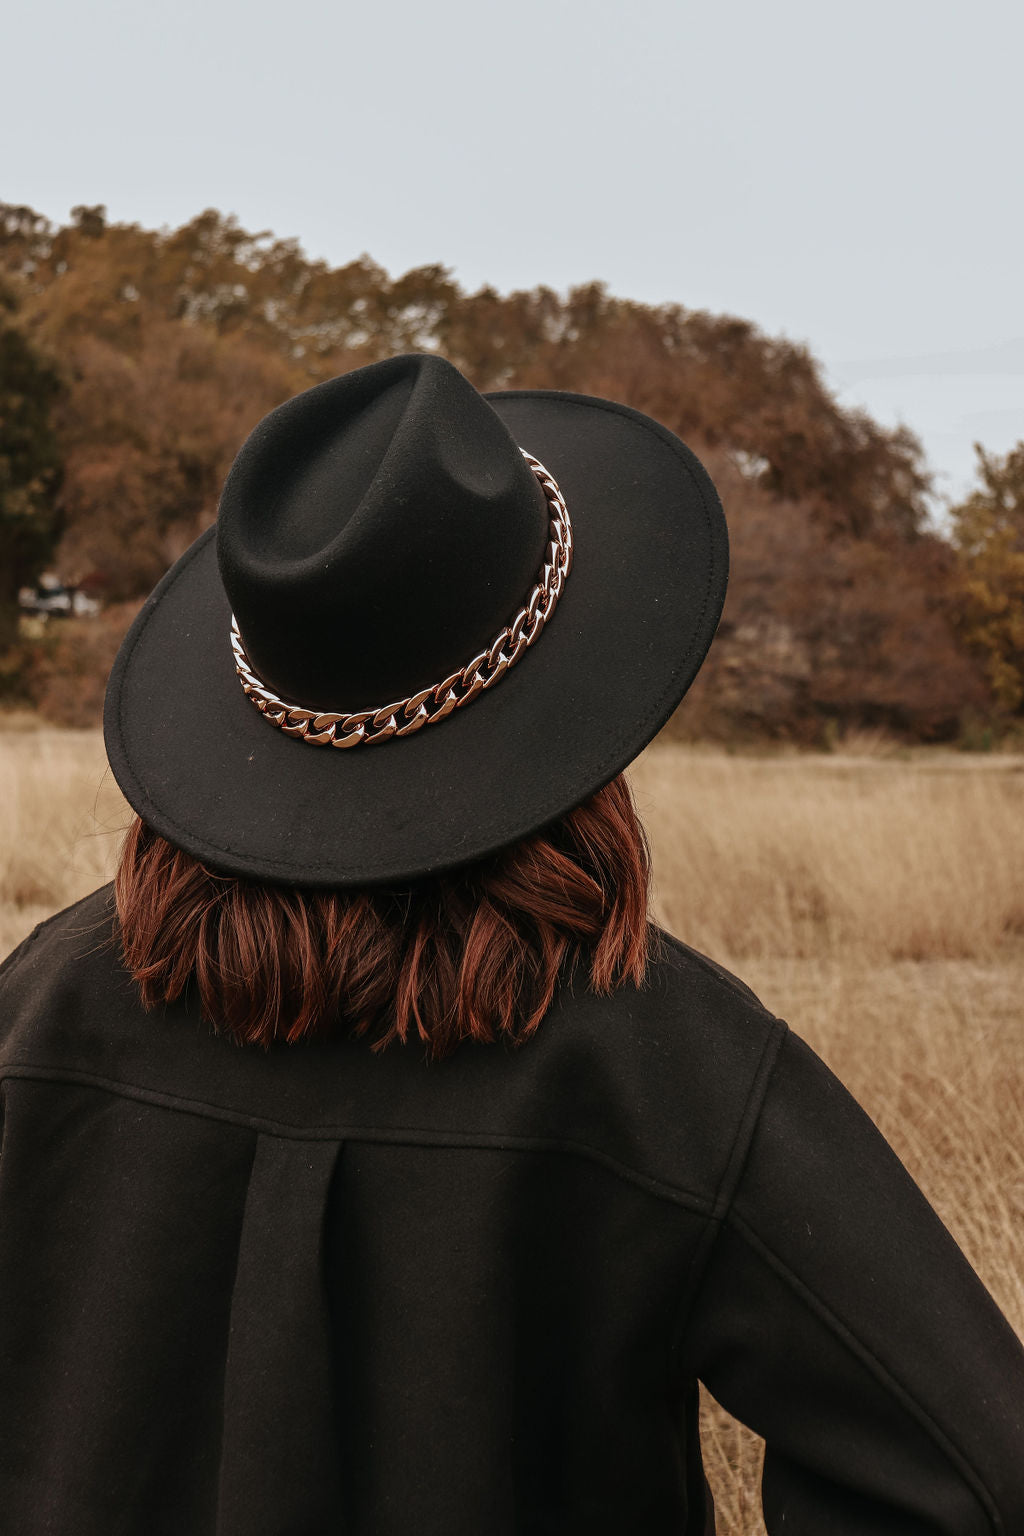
[114,774,652,1059]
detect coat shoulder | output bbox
[650,926,773,1014]
[0,884,125,1053]
[0,884,116,979]
[592,922,783,1070]
[525,927,787,1205]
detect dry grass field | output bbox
[629,742,1024,1533]
[2,725,1023,1535]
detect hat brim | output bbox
[103,391,728,885]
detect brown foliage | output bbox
[676,453,987,742]
[53,324,301,597]
[0,200,995,737]
[2,203,932,551]
[453,289,930,543]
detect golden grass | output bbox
[629,745,1024,1535]
[630,743,1024,963]
[1,728,1022,1535]
[0,726,127,957]
[693,953,1024,1536]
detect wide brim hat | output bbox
[104,354,728,886]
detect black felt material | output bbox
[2,890,1024,1535]
[104,357,729,885]
[218,356,550,706]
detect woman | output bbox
[0,354,1022,1535]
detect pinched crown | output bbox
[230,450,573,748]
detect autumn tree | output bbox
[2,202,933,547]
[0,291,63,648]
[0,200,985,735]
[54,322,304,598]
[674,448,985,743]
[950,442,1024,712]
[441,284,932,543]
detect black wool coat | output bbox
[1,886,1022,1536]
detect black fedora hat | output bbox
[104,354,728,886]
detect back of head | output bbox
[104,353,728,1053]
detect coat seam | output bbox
[212,1126,259,1530]
[710,1018,788,1225]
[0,1062,716,1214]
[668,1016,788,1381]
[729,1209,1004,1536]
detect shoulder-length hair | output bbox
[114,774,652,1059]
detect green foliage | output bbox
[0,298,63,649]
[950,443,1024,712]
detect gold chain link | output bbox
[230,450,573,748]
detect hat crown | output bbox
[217,354,549,710]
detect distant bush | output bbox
[18,604,139,728]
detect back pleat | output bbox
[216,1134,346,1536]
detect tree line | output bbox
[1,201,1021,739]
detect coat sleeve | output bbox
[678,1028,1024,1535]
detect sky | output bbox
[5,0,1023,511]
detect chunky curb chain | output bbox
[230,450,573,749]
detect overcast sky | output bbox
[5,0,1023,509]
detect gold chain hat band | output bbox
[230,450,573,749]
